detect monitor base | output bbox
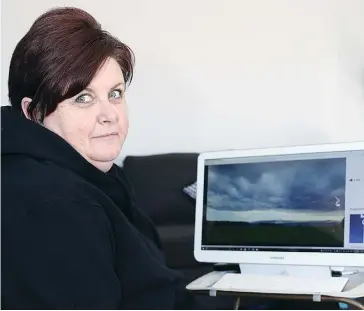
[239,263,332,278]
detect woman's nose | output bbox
[98,100,118,123]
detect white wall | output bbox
[2,0,364,164]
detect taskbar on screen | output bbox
[201,246,364,253]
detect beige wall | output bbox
[2,0,364,162]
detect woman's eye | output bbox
[109,89,123,99]
[75,94,93,104]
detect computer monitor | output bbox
[194,142,364,271]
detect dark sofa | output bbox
[123,153,240,310]
[122,153,239,309]
[122,153,211,284]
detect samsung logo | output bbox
[270,256,285,260]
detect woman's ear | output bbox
[21,97,33,120]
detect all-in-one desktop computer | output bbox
[189,142,364,294]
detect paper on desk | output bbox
[324,282,364,299]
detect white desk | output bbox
[187,272,364,310]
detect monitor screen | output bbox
[201,150,364,254]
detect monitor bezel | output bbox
[194,142,364,267]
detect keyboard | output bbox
[211,273,349,295]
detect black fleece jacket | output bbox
[1,106,194,309]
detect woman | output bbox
[1,7,195,309]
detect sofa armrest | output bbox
[122,153,198,225]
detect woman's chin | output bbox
[89,148,122,164]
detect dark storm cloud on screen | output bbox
[206,158,346,224]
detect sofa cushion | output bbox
[123,153,199,225]
[156,224,199,268]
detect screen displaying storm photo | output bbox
[202,158,346,248]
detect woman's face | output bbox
[42,57,129,172]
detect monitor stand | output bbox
[239,263,332,279]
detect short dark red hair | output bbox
[8,7,134,121]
